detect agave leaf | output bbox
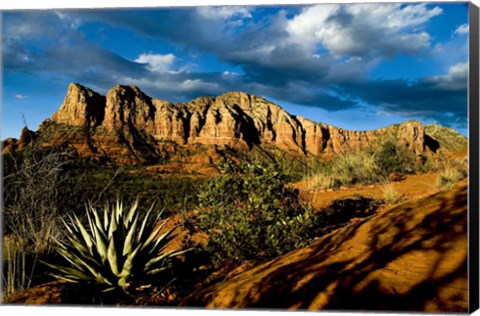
[46,263,92,281]
[122,215,139,256]
[51,274,82,283]
[145,248,190,270]
[124,199,138,226]
[148,227,177,254]
[153,208,165,226]
[50,234,67,248]
[92,222,108,263]
[91,204,105,235]
[137,204,155,242]
[141,221,166,252]
[61,217,77,237]
[103,205,109,232]
[115,200,122,223]
[118,277,129,289]
[44,264,83,282]
[63,234,90,257]
[85,206,95,239]
[55,247,95,274]
[107,236,119,276]
[52,247,88,272]
[56,242,105,273]
[70,252,113,285]
[101,286,117,293]
[118,244,141,279]
[73,213,93,254]
[146,267,168,275]
[108,208,118,237]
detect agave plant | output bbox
[44,200,187,293]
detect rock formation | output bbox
[52,83,106,127]
[49,83,433,159]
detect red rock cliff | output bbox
[51,83,429,156]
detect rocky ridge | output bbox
[4,83,456,164]
[56,84,432,151]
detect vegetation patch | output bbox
[43,201,187,303]
[190,161,321,265]
[381,183,403,205]
[434,156,467,189]
[305,141,418,190]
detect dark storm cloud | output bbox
[2,12,148,78]
[340,69,468,128]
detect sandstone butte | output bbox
[47,83,438,156]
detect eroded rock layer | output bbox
[50,83,431,158]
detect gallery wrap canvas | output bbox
[1,0,479,314]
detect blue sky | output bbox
[1,2,470,139]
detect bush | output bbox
[44,200,188,296]
[59,160,201,217]
[305,141,420,190]
[307,152,384,190]
[2,143,69,298]
[374,141,416,175]
[193,162,320,264]
[435,157,467,189]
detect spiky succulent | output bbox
[44,200,187,293]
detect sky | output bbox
[1,1,471,139]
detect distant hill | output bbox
[2,83,467,165]
[425,124,468,153]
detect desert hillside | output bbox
[183,184,468,312]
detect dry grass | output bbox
[436,168,464,189]
[381,183,403,205]
[435,157,468,190]
[304,152,384,191]
[2,236,28,299]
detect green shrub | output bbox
[306,141,420,190]
[193,162,320,265]
[44,200,188,295]
[307,152,384,190]
[374,141,416,175]
[59,162,201,216]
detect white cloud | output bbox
[134,53,176,73]
[454,24,469,36]
[196,6,252,21]
[14,94,28,100]
[447,62,468,80]
[179,79,220,93]
[286,3,442,57]
[427,62,468,89]
[54,11,82,29]
[286,4,339,51]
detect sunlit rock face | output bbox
[51,83,431,157]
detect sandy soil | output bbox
[294,172,444,210]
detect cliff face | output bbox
[52,83,106,127]
[50,83,430,158]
